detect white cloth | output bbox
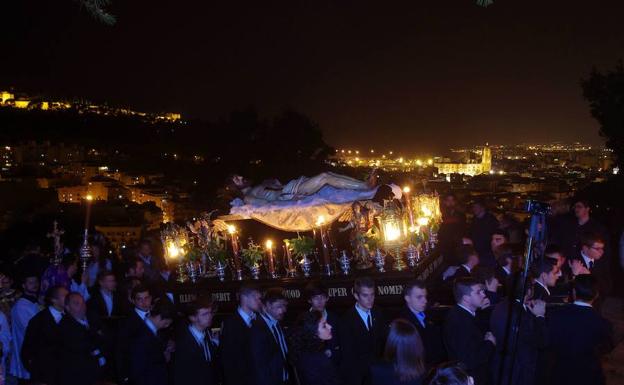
[9,297,40,379]
[573,301,593,308]
[458,304,476,317]
[135,308,149,320]
[48,306,64,324]
[0,311,11,380]
[237,307,255,328]
[355,304,372,330]
[229,185,379,231]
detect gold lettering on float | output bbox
[180,293,197,303]
[377,285,403,296]
[283,289,301,299]
[211,292,231,302]
[328,287,348,297]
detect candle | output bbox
[284,241,294,271]
[227,225,241,271]
[84,194,93,230]
[266,240,275,275]
[403,186,415,228]
[317,216,331,267]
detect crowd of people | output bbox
[0,194,618,385]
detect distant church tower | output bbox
[481,144,492,173]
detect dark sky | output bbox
[2,0,624,154]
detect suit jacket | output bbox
[451,265,471,281]
[398,306,446,367]
[370,362,421,385]
[58,315,103,385]
[443,305,495,385]
[249,316,289,385]
[21,307,63,385]
[87,290,123,366]
[220,312,254,385]
[490,299,547,385]
[548,304,614,385]
[531,281,554,303]
[295,351,341,385]
[570,253,612,302]
[174,324,220,385]
[130,323,168,385]
[469,212,500,259]
[116,309,147,383]
[338,306,387,385]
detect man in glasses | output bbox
[569,232,612,310]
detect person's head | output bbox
[473,267,499,291]
[289,310,332,363]
[98,270,117,292]
[0,272,13,290]
[62,255,79,278]
[403,280,427,313]
[186,297,216,331]
[262,288,288,321]
[239,284,262,313]
[490,230,508,251]
[580,232,605,261]
[471,200,487,218]
[305,282,329,312]
[147,300,175,330]
[22,275,40,296]
[495,244,514,269]
[442,193,457,210]
[65,292,87,319]
[131,285,152,312]
[573,199,591,221]
[427,363,474,385]
[127,258,145,279]
[45,285,69,310]
[138,240,152,257]
[573,274,599,304]
[531,258,560,287]
[383,319,425,382]
[353,277,376,310]
[303,309,332,342]
[544,244,565,269]
[453,278,486,311]
[457,245,479,268]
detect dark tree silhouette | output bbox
[582,61,624,168]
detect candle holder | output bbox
[406,244,420,268]
[161,223,190,283]
[374,249,386,273]
[227,225,243,281]
[283,242,298,278]
[316,216,333,277]
[187,261,199,283]
[301,254,313,278]
[249,263,261,280]
[392,245,406,271]
[79,231,92,272]
[338,250,351,275]
[265,240,279,279]
[215,260,226,282]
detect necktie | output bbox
[202,337,212,362]
[366,313,372,331]
[417,312,426,328]
[271,324,289,380]
[589,260,594,270]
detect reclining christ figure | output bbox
[231,171,378,205]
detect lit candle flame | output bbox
[166,241,180,259]
[86,194,93,201]
[316,215,326,226]
[417,217,430,226]
[402,186,410,193]
[265,239,273,249]
[227,225,236,234]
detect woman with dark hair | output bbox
[289,310,341,385]
[371,319,425,385]
[426,363,474,385]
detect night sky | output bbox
[1,0,624,154]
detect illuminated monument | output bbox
[434,145,492,176]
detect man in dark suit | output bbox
[399,280,446,368]
[338,277,387,385]
[220,284,263,385]
[469,199,500,266]
[544,244,571,298]
[87,270,122,378]
[116,284,153,384]
[443,277,496,385]
[21,285,69,385]
[438,192,466,264]
[250,288,291,385]
[569,231,612,308]
[303,282,341,364]
[450,245,480,281]
[59,292,107,385]
[490,285,547,385]
[136,239,160,283]
[531,258,561,303]
[548,275,614,385]
[130,300,176,385]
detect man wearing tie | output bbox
[570,232,612,308]
[21,285,69,385]
[250,288,290,385]
[548,275,614,385]
[116,285,153,384]
[443,278,496,385]
[399,280,446,368]
[220,284,262,385]
[338,277,387,385]
[174,297,220,385]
